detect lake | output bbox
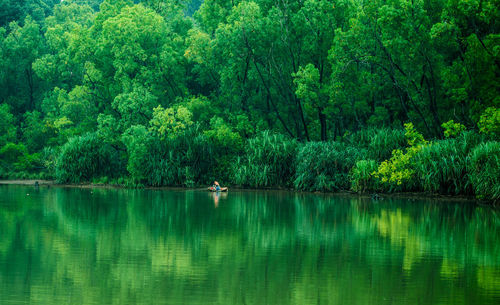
[0,185,499,305]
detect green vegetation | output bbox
[469,142,500,199]
[233,131,297,188]
[295,141,362,191]
[0,0,499,200]
[56,132,121,183]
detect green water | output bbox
[0,185,499,305]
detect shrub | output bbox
[350,160,379,193]
[373,123,428,192]
[404,122,427,146]
[441,120,466,138]
[468,142,500,200]
[294,141,362,191]
[56,133,121,183]
[478,107,499,138]
[204,117,244,181]
[373,146,422,192]
[14,152,43,172]
[232,131,297,187]
[22,111,50,152]
[0,142,48,177]
[0,142,27,164]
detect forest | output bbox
[0,0,498,200]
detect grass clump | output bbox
[412,132,486,195]
[468,142,500,200]
[350,159,379,193]
[232,131,297,187]
[56,133,122,183]
[367,128,407,161]
[294,141,362,191]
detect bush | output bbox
[0,142,45,175]
[373,146,422,192]
[441,120,466,138]
[478,107,499,138]
[0,142,27,164]
[204,117,244,182]
[232,131,297,187]
[350,160,379,193]
[294,141,362,191]
[56,133,122,183]
[372,123,428,192]
[468,142,500,200]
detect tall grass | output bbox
[122,124,226,187]
[294,141,363,191]
[367,128,407,161]
[232,131,297,187]
[345,128,406,162]
[56,133,122,183]
[151,131,219,186]
[413,131,487,195]
[350,160,378,193]
[413,139,469,194]
[468,141,500,200]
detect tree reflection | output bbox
[0,185,499,305]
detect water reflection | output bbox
[210,191,227,208]
[0,185,499,305]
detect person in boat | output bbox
[213,181,221,191]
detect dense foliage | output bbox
[0,0,498,200]
[233,131,297,187]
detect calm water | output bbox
[0,185,499,305]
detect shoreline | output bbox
[0,179,492,205]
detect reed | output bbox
[413,131,488,195]
[468,141,500,200]
[56,133,121,183]
[232,131,297,187]
[367,128,407,161]
[413,139,469,194]
[350,160,379,192]
[294,141,362,191]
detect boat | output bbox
[208,186,228,192]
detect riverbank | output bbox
[0,180,55,186]
[1,179,490,205]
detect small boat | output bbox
[208,186,228,192]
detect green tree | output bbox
[1,16,45,113]
[0,103,17,147]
